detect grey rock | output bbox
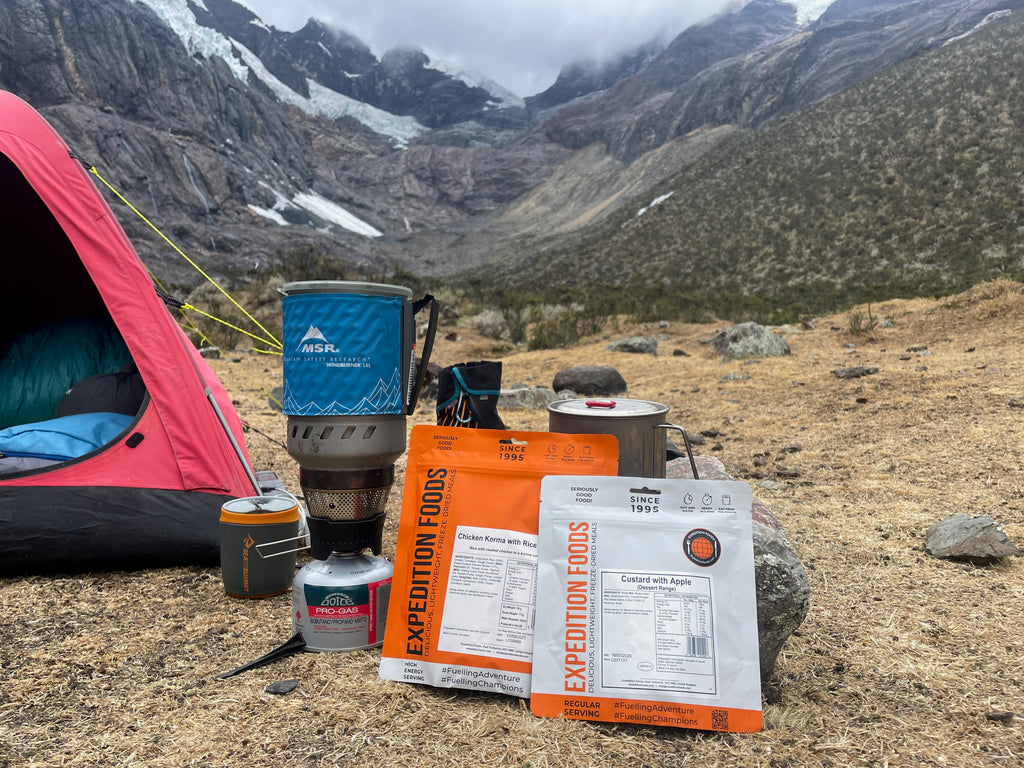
[268,385,284,412]
[606,336,658,355]
[265,678,300,695]
[832,366,879,379]
[667,455,810,685]
[198,346,221,359]
[499,387,557,410]
[551,365,627,396]
[711,322,790,360]
[925,514,1021,565]
[420,379,439,407]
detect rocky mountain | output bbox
[498,8,1024,319]
[532,0,1024,161]
[1,0,1021,307]
[194,0,526,132]
[524,40,666,113]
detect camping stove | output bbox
[280,280,437,651]
[287,416,404,559]
[286,414,401,651]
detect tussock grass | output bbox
[2,283,1022,767]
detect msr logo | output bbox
[298,325,338,353]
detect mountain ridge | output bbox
[1,0,1021,316]
[490,9,1024,318]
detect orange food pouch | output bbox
[379,425,618,697]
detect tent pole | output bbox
[205,386,262,495]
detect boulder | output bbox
[499,387,558,410]
[667,455,810,685]
[606,336,658,355]
[551,365,627,396]
[832,366,878,379]
[710,322,790,360]
[925,514,1021,564]
[268,385,284,412]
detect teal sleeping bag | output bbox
[0,318,132,429]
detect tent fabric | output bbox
[0,90,259,575]
[0,486,228,573]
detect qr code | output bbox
[711,709,729,731]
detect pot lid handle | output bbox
[585,399,617,408]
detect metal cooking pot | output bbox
[547,398,698,479]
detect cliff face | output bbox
[0,0,536,280]
[1,0,338,280]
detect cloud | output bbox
[237,0,735,96]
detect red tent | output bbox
[0,91,259,574]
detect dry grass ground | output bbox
[2,281,1023,767]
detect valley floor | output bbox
[2,282,1022,767]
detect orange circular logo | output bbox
[683,528,721,567]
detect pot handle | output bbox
[255,532,311,558]
[657,423,699,480]
[407,294,439,414]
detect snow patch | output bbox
[252,181,382,238]
[637,191,674,218]
[134,0,423,144]
[429,56,525,108]
[307,81,423,143]
[942,10,1012,46]
[232,0,270,32]
[785,0,833,25]
[233,40,424,144]
[293,192,383,238]
[247,204,289,225]
[133,0,249,82]
[622,191,675,229]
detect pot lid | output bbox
[222,496,299,515]
[548,398,669,418]
[280,280,412,298]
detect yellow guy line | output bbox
[88,165,283,350]
[184,306,284,354]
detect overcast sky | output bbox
[237,0,740,97]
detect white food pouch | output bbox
[530,475,763,732]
